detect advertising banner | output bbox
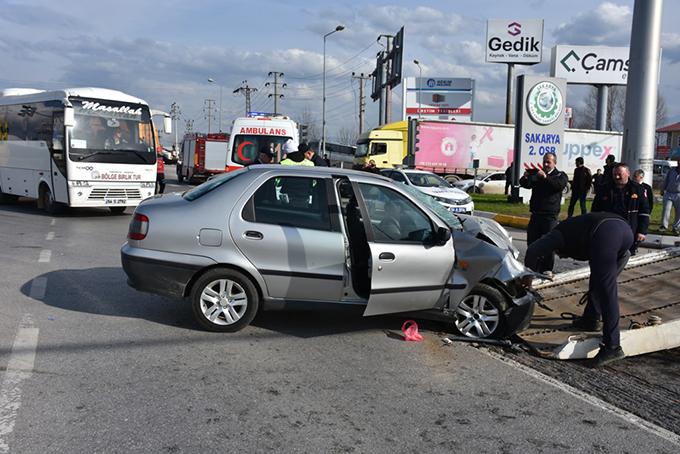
[402,77,474,121]
[486,19,544,64]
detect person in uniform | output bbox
[519,152,568,272]
[524,212,634,367]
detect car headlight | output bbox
[462,196,472,204]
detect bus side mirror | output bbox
[163,114,172,134]
[64,107,75,127]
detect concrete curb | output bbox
[494,213,530,229]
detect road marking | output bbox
[49,219,55,226]
[38,250,51,263]
[45,232,55,241]
[481,348,680,447]
[28,277,47,300]
[0,322,39,454]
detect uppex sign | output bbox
[486,19,544,64]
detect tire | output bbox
[109,206,127,215]
[444,175,461,184]
[451,283,508,339]
[190,268,259,332]
[40,185,61,215]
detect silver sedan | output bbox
[121,166,537,339]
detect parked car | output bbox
[453,172,507,194]
[121,166,537,339]
[380,169,474,214]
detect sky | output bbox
[1,0,679,146]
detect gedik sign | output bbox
[551,45,631,85]
[486,19,544,64]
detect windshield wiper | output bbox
[76,151,114,161]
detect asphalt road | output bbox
[0,170,678,453]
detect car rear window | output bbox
[183,168,248,201]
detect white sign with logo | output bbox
[551,45,632,85]
[486,19,544,64]
[402,77,475,121]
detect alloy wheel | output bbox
[199,279,248,326]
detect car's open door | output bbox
[354,182,455,316]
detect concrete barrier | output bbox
[494,213,530,229]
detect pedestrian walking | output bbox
[504,164,513,195]
[567,157,592,217]
[659,152,680,235]
[519,152,568,272]
[591,163,650,252]
[524,212,633,367]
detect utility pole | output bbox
[265,72,286,115]
[203,99,216,133]
[185,119,194,134]
[170,102,181,151]
[233,80,258,117]
[352,72,371,134]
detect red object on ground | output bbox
[401,320,424,342]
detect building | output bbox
[656,122,680,159]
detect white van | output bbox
[653,159,678,190]
[227,115,299,170]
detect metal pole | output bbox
[505,63,515,124]
[595,85,609,130]
[322,35,328,156]
[358,75,365,134]
[218,85,222,132]
[622,0,663,187]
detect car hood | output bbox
[456,214,518,257]
[416,186,469,200]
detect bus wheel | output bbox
[109,207,127,215]
[40,185,61,215]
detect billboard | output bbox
[551,45,631,85]
[486,19,544,64]
[402,77,475,121]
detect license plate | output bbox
[449,206,466,213]
[104,199,126,205]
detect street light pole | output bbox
[322,24,345,156]
[413,60,423,119]
[208,78,223,132]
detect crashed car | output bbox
[121,166,537,339]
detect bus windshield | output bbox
[69,98,155,165]
[232,135,291,165]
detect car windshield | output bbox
[405,172,450,188]
[183,168,249,201]
[232,135,291,165]
[355,141,369,157]
[68,98,155,164]
[400,184,463,231]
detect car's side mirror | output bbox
[436,226,451,245]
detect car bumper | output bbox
[504,289,538,335]
[121,244,213,298]
[440,200,474,214]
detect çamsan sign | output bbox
[551,45,630,85]
[486,19,544,64]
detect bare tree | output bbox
[573,86,667,131]
[298,105,320,143]
[335,125,358,146]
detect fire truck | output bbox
[176,132,230,183]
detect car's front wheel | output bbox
[452,283,508,339]
[191,269,259,332]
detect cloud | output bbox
[661,32,680,63]
[553,2,632,46]
[0,0,85,29]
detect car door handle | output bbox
[379,252,395,261]
[244,230,263,240]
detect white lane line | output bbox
[49,219,55,226]
[28,278,47,300]
[38,250,51,263]
[480,348,680,447]
[45,232,55,241]
[0,324,39,454]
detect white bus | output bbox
[0,87,169,214]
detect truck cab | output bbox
[354,121,407,169]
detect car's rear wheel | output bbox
[452,283,508,339]
[191,269,259,332]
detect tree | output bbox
[573,86,667,131]
[335,125,358,146]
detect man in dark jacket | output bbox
[525,212,633,367]
[301,143,329,167]
[567,157,592,217]
[519,152,569,272]
[600,154,617,190]
[591,163,650,249]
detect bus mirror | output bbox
[163,115,172,134]
[64,107,75,127]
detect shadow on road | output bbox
[21,267,448,338]
[1,199,127,217]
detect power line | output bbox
[287,42,378,80]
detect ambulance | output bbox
[227,114,299,170]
